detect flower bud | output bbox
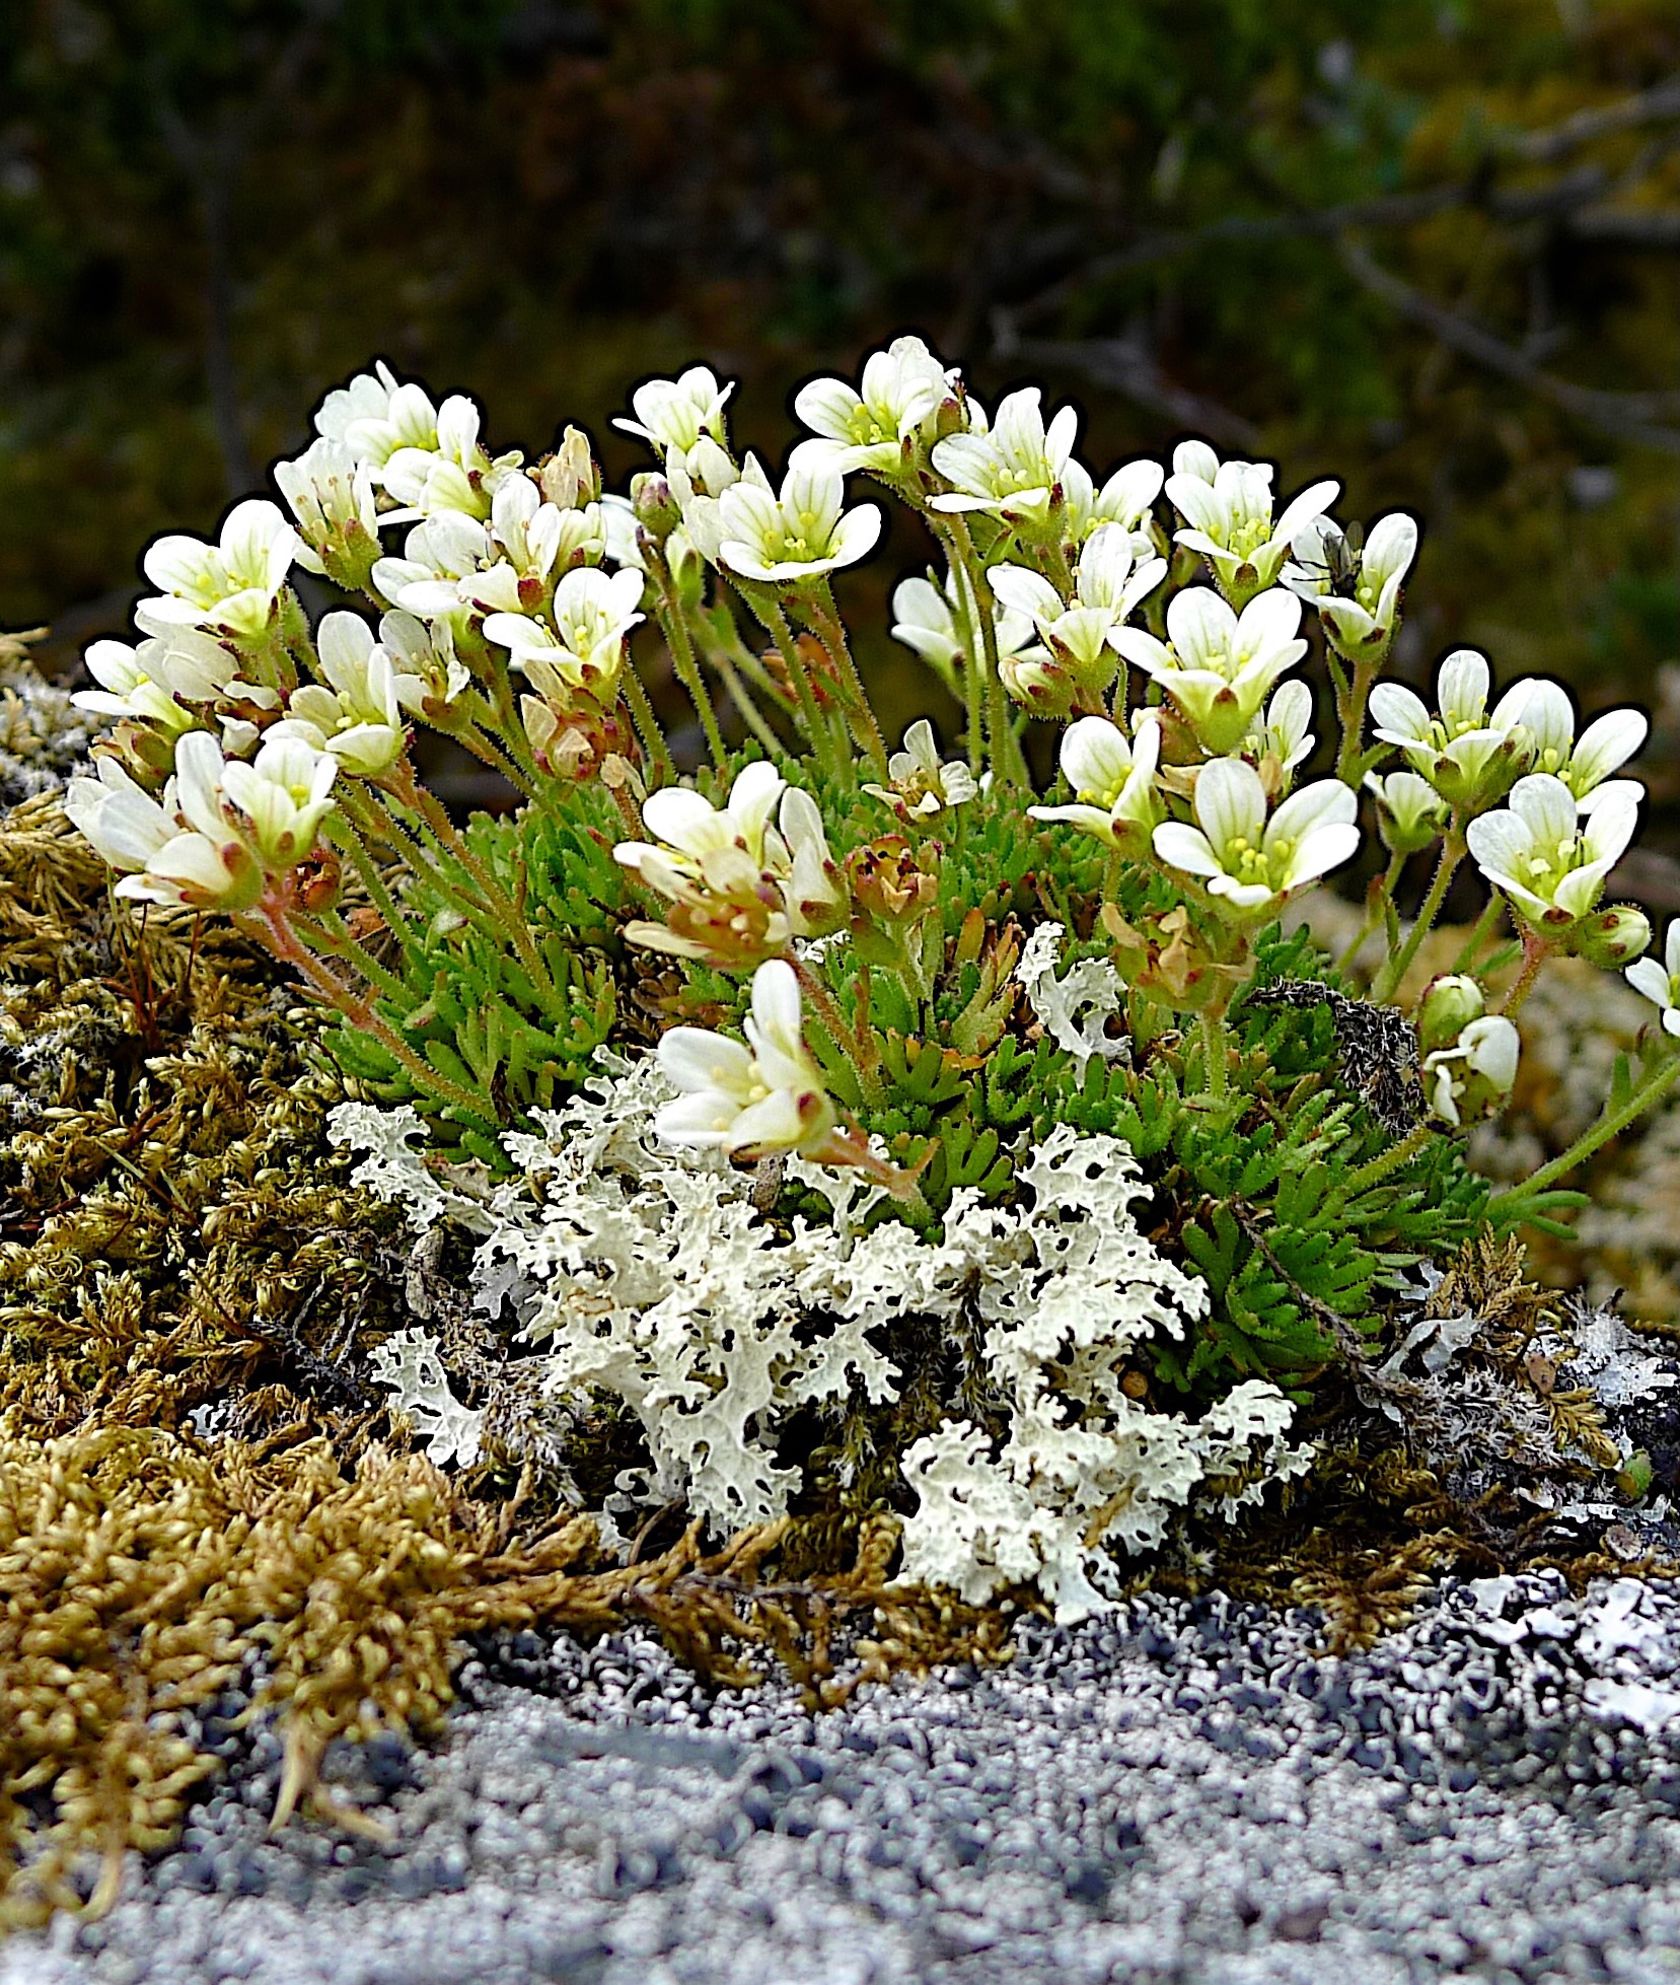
[1416,973,1485,1057]
[1573,904,1652,970]
[538,426,599,510]
[631,472,683,542]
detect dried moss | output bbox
[0,1424,1011,1928]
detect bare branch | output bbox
[989,320,1261,449]
[1336,237,1680,455]
[1501,76,1680,162]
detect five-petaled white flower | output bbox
[929,387,1079,524]
[888,567,1034,687]
[1164,441,1338,605]
[1490,679,1648,811]
[1281,513,1417,660]
[654,958,839,1161]
[1061,456,1165,556]
[1244,679,1316,782]
[315,360,436,467]
[1628,921,1680,1039]
[377,610,472,719]
[1029,712,1163,852]
[863,718,979,819]
[381,392,517,523]
[990,526,1167,711]
[65,757,183,876]
[465,475,594,615]
[716,457,882,584]
[1368,649,1536,813]
[141,500,301,641]
[614,366,734,458]
[1153,757,1360,917]
[372,513,492,622]
[271,612,408,777]
[1466,772,1640,929]
[484,567,646,707]
[790,336,954,476]
[1364,768,1451,856]
[274,436,382,582]
[74,610,258,736]
[1112,586,1308,754]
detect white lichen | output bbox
[367,1325,485,1467]
[333,1056,1309,1617]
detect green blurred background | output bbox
[4,0,1679,831]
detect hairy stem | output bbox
[1334,849,1407,979]
[1372,826,1465,1002]
[1489,1051,1680,1214]
[1340,1121,1433,1196]
[619,665,676,786]
[654,562,728,771]
[807,583,889,780]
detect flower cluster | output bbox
[60,335,1680,1618]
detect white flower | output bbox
[1364,768,1451,856]
[466,474,607,615]
[1368,649,1536,812]
[863,718,979,819]
[273,437,381,578]
[654,959,838,1160]
[272,611,407,777]
[618,760,789,884]
[1491,679,1648,809]
[1245,679,1315,779]
[106,731,335,911]
[614,366,734,457]
[72,620,233,735]
[371,512,492,621]
[929,387,1080,523]
[665,436,741,567]
[1466,772,1640,928]
[1112,586,1308,754]
[378,610,471,718]
[381,393,518,523]
[1281,513,1417,659]
[314,360,434,467]
[483,566,645,707]
[141,499,300,640]
[716,457,881,584]
[1627,922,1680,1038]
[990,527,1166,709]
[1153,757,1360,917]
[617,763,844,956]
[888,567,1033,684]
[1061,456,1164,555]
[1029,713,1163,851]
[1165,441,1338,603]
[789,336,952,475]
[65,757,180,873]
[1424,1014,1521,1126]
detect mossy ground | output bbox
[2,652,1676,1926]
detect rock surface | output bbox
[9,1574,1680,1984]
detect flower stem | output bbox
[1372,827,1465,1003]
[1488,1049,1680,1215]
[1199,1008,1231,1099]
[250,899,491,1123]
[654,562,728,771]
[1334,653,1382,786]
[808,583,889,781]
[1448,894,1507,975]
[619,664,676,786]
[1498,925,1550,1017]
[1340,1122,1433,1197]
[749,591,841,777]
[1335,848,1407,979]
[944,516,1020,787]
[794,955,885,1106]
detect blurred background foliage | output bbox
[3,0,1679,829]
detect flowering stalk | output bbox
[1487,1052,1680,1218]
[1371,826,1466,1002]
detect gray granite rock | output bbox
[9,1574,1680,1984]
